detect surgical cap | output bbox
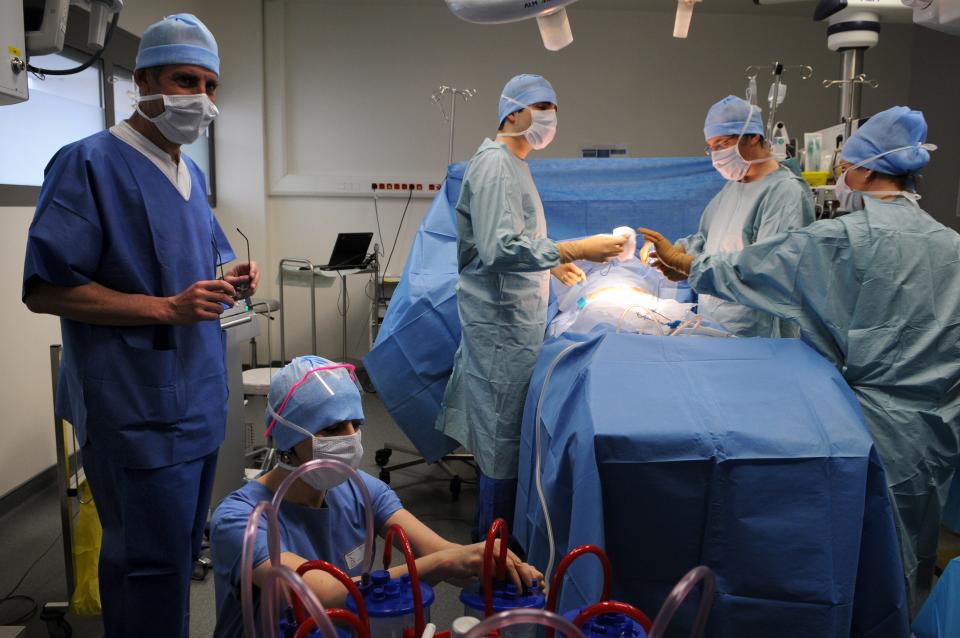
[267,356,364,452]
[841,106,930,175]
[135,13,220,76]
[704,95,764,140]
[499,74,558,125]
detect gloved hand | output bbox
[558,234,626,263]
[550,263,586,286]
[637,228,694,277]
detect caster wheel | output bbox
[450,475,462,501]
[375,448,392,467]
[379,469,391,484]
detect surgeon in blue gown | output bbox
[21,15,258,637]
[671,95,815,337]
[435,74,626,541]
[641,106,960,613]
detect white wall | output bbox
[264,0,916,362]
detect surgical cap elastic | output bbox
[267,356,364,452]
[841,106,930,175]
[135,13,220,76]
[498,74,558,125]
[703,95,764,140]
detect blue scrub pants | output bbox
[81,442,218,637]
[473,473,518,544]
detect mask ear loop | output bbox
[847,142,937,201]
[732,105,771,163]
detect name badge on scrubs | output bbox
[344,543,364,571]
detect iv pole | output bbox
[432,85,478,165]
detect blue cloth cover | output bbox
[912,557,960,638]
[514,331,908,637]
[363,157,723,462]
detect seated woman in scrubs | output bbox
[210,356,541,635]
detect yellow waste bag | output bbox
[70,480,102,616]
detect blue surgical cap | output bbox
[841,106,930,175]
[267,356,364,452]
[136,13,220,75]
[704,95,764,140]
[498,74,558,125]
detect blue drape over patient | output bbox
[364,157,722,462]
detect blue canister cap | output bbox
[347,572,435,618]
[562,608,647,638]
[306,627,353,638]
[460,582,546,613]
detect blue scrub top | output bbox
[22,131,235,469]
[209,472,402,637]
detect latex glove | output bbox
[637,228,694,276]
[551,263,586,286]
[557,234,626,263]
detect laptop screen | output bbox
[327,232,373,268]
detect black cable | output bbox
[28,10,120,77]
[383,188,413,277]
[372,196,385,257]
[0,532,63,624]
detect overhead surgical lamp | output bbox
[444,0,579,51]
[673,0,702,38]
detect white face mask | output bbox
[708,104,768,182]
[136,93,219,145]
[833,142,937,212]
[711,142,765,181]
[500,95,558,150]
[269,404,364,491]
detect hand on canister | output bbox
[551,263,586,286]
[557,234,626,263]
[637,228,694,279]
[436,541,544,590]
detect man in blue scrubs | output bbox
[21,14,258,637]
[210,357,541,635]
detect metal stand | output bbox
[211,303,259,507]
[374,444,475,501]
[279,258,318,363]
[431,85,478,165]
[823,50,878,144]
[47,346,74,637]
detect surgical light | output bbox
[444,0,579,51]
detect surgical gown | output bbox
[688,196,960,610]
[677,165,814,337]
[436,138,561,480]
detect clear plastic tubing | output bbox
[271,458,375,575]
[534,341,591,579]
[647,566,716,638]
[242,501,281,638]
[459,609,588,638]
[259,564,339,638]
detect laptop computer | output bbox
[319,232,374,270]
